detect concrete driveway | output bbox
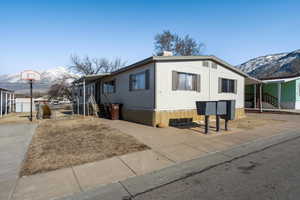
[0,123,37,200]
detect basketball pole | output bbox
[30,80,33,121]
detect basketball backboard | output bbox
[21,70,41,81]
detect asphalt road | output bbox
[134,136,300,200]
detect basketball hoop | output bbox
[21,70,41,82]
[20,70,41,121]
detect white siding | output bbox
[15,98,35,113]
[155,60,245,110]
[100,63,155,110]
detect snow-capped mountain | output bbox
[237,49,300,79]
[0,67,78,93]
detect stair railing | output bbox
[88,95,99,117]
[262,93,278,108]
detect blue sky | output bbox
[1,0,299,75]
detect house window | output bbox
[79,88,82,96]
[219,78,237,93]
[178,73,194,90]
[129,70,150,91]
[103,80,116,94]
[172,71,201,92]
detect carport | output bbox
[0,88,15,117]
[245,77,263,112]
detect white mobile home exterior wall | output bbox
[155,60,244,110]
[95,57,245,126]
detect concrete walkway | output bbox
[9,113,300,200]
[0,123,37,200]
[59,129,300,200]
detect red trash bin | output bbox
[109,104,120,120]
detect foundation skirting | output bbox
[122,108,245,127]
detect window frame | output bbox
[102,79,116,94]
[177,72,196,91]
[172,71,201,92]
[129,70,150,91]
[219,78,237,94]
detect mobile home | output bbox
[245,75,300,110]
[73,55,258,127]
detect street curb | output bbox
[56,131,300,200]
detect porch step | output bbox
[99,104,110,118]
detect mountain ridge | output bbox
[237,49,300,79]
[0,67,78,94]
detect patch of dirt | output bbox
[228,115,285,130]
[20,117,149,176]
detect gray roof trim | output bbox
[73,73,110,84]
[0,88,14,92]
[73,55,262,83]
[111,55,252,78]
[110,56,153,76]
[153,56,250,77]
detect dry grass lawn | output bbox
[20,117,149,176]
[0,113,37,124]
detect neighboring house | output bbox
[72,54,258,127]
[245,74,300,110]
[0,88,15,117]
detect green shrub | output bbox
[42,104,51,119]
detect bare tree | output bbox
[154,30,205,56]
[48,75,74,100]
[69,55,126,75]
[174,35,204,56]
[154,30,175,53]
